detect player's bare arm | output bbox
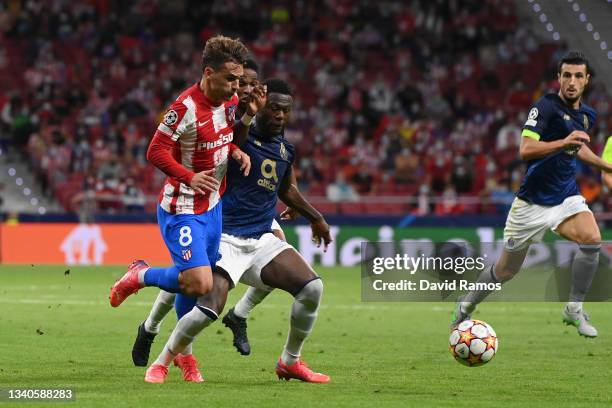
[278,165,332,250]
[233,84,267,145]
[577,144,612,173]
[519,130,590,161]
[279,207,300,221]
[231,148,251,176]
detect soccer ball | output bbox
[449,319,498,367]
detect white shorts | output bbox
[216,232,293,289]
[271,218,282,231]
[503,195,591,251]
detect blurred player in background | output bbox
[109,36,266,307]
[601,135,612,188]
[452,51,612,337]
[130,58,293,365]
[142,78,332,384]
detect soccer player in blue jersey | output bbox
[141,78,332,384]
[109,37,267,308]
[130,59,297,368]
[452,51,612,337]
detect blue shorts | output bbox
[157,202,222,272]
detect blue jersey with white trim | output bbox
[517,93,596,206]
[222,127,295,238]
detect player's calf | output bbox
[280,278,323,367]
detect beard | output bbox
[562,90,581,105]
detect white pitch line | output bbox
[0,297,572,313]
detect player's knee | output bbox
[182,275,213,297]
[192,279,213,297]
[295,278,323,309]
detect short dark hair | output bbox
[264,78,293,97]
[243,58,259,73]
[201,35,249,70]
[557,51,590,75]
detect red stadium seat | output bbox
[339,202,364,215]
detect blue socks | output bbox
[175,294,198,319]
[143,266,181,293]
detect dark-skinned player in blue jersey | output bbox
[142,78,332,384]
[452,51,612,337]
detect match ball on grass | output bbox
[449,319,498,367]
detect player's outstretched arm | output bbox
[233,84,267,146]
[278,166,332,250]
[519,130,589,161]
[577,144,612,173]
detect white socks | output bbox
[566,301,583,313]
[144,291,176,334]
[153,305,218,367]
[281,279,323,365]
[233,287,272,319]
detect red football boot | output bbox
[275,358,330,383]
[174,354,204,383]
[144,364,168,384]
[109,260,149,307]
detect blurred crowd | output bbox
[0,0,610,215]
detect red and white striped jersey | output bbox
[149,83,239,214]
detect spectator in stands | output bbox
[327,171,359,203]
[0,0,608,217]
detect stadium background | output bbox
[1,1,612,407]
[1,0,612,264]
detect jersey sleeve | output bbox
[146,133,195,185]
[522,98,552,141]
[602,136,612,163]
[228,143,239,156]
[155,100,190,141]
[587,109,597,132]
[286,142,296,165]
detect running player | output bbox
[601,135,612,188]
[452,51,612,337]
[109,36,266,306]
[143,78,332,384]
[130,58,284,365]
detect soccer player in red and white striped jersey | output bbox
[110,35,266,310]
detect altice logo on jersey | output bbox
[198,133,233,150]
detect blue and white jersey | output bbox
[517,93,597,205]
[222,127,295,238]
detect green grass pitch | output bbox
[1,265,611,407]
